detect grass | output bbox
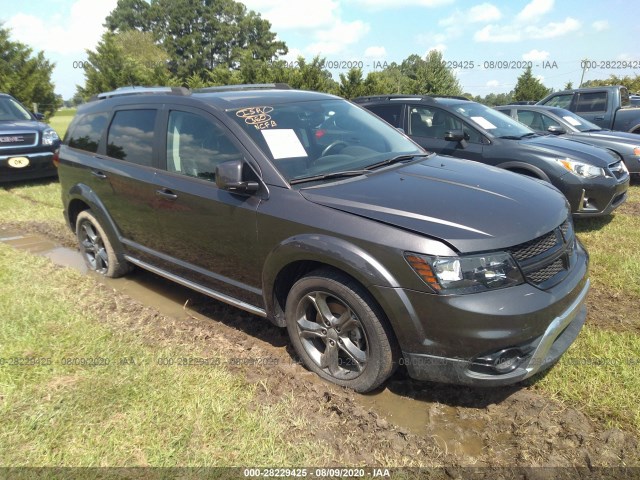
[534,326,640,432]
[0,179,64,224]
[48,109,76,138]
[0,245,320,466]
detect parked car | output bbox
[0,93,60,182]
[537,85,640,134]
[57,85,589,392]
[495,104,640,177]
[354,95,629,216]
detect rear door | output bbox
[99,107,167,261]
[152,106,263,306]
[574,91,611,128]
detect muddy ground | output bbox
[1,222,639,476]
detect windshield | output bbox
[228,99,424,182]
[0,96,33,121]
[551,108,602,132]
[451,102,534,138]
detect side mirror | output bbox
[444,129,468,148]
[33,112,45,121]
[215,159,259,193]
[547,125,566,135]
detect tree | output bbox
[396,52,463,95]
[145,0,286,79]
[338,68,367,99]
[582,74,640,93]
[104,0,151,32]
[564,81,573,90]
[513,66,550,102]
[0,26,60,118]
[78,31,174,99]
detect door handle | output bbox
[155,188,178,200]
[91,170,107,179]
[594,116,604,121]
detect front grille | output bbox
[508,230,559,261]
[508,218,575,289]
[0,132,38,148]
[527,258,564,283]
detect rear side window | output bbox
[366,104,403,127]
[576,92,607,113]
[67,112,109,153]
[107,109,157,166]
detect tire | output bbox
[284,268,398,392]
[76,210,129,278]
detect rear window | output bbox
[106,109,157,166]
[576,92,607,113]
[67,112,109,153]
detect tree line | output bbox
[1,0,639,118]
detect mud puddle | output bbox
[3,229,640,468]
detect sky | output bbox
[2,0,639,99]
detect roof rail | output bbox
[194,83,291,93]
[94,86,190,100]
[354,94,470,102]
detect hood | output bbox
[300,156,568,253]
[0,120,47,132]
[521,135,617,166]
[577,130,640,145]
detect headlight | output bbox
[555,157,605,178]
[405,252,524,294]
[42,128,59,146]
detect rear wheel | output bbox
[76,210,129,278]
[285,269,398,392]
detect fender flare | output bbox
[67,183,127,259]
[495,161,551,182]
[262,234,402,325]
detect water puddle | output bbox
[1,229,487,457]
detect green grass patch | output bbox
[48,109,76,138]
[0,245,318,466]
[575,211,640,296]
[534,326,640,432]
[0,180,64,225]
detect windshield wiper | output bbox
[364,153,429,171]
[498,135,523,140]
[289,170,370,185]
[583,128,602,132]
[519,132,539,138]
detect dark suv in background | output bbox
[0,93,60,182]
[355,95,629,216]
[57,85,589,392]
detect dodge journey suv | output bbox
[57,85,590,392]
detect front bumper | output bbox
[0,151,57,182]
[559,171,629,217]
[401,280,588,386]
[370,240,589,386]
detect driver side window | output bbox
[166,111,242,181]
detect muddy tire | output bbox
[76,210,129,278]
[285,268,398,393]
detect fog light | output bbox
[493,349,522,373]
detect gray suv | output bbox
[57,85,589,392]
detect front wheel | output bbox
[76,210,129,278]
[285,269,398,392]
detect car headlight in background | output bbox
[405,252,524,294]
[42,128,59,146]
[555,157,605,178]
